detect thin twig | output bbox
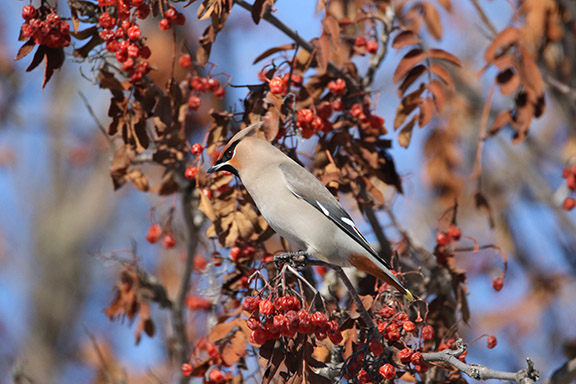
[471,81,496,180]
[78,91,116,151]
[83,325,114,384]
[469,0,498,37]
[363,6,395,88]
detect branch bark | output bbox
[422,339,539,383]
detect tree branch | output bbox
[171,182,202,383]
[422,339,539,383]
[541,358,576,384]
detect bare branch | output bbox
[422,339,539,383]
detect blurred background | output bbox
[1,0,576,383]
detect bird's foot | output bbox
[274,251,309,267]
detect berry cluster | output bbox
[146,223,176,248]
[265,73,303,96]
[21,6,71,48]
[354,36,379,55]
[186,72,226,112]
[229,245,256,263]
[158,7,186,31]
[561,166,576,211]
[242,295,343,345]
[97,1,153,83]
[181,339,230,381]
[433,224,462,265]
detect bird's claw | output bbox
[273,251,309,268]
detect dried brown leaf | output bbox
[429,63,454,90]
[422,3,443,40]
[395,83,425,130]
[126,168,149,192]
[393,48,425,83]
[398,115,418,148]
[221,330,247,366]
[418,97,435,127]
[489,110,511,136]
[484,27,520,63]
[397,64,427,98]
[427,79,445,112]
[253,43,295,64]
[392,30,421,49]
[427,48,461,67]
[15,38,36,61]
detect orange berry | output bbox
[146,223,162,244]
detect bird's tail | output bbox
[350,253,415,301]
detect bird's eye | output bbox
[226,149,234,158]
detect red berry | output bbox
[139,46,151,59]
[384,323,400,342]
[563,197,576,211]
[187,95,201,110]
[208,369,225,384]
[181,363,193,377]
[146,223,162,244]
[191,143,204,155]
[297,310,312,333]
[162,234,176,248]
[127,44,140,58]
[98,12,116,29]
[458,350,467,363]
[311,311,328,326]
[379,306,395,318]
[369,341,384,355]
[193,254,207,270]
[354,36,367,47]
[562,167,571,178]
[398,347,413,363]
[366,40,378,54]
[207,78,220,91]
[159,18,171,30]
[492,276,504,291]
[127,25,141,40]
[135,4,150,19]
[448,224,462,240]
[269,77,286,95]
[184,166,198,179]
[487,335,497,349]
[297,109,314,125]
[327,78,346,95]
[332,98,344,111]
[357,369,370,384]
[349,103,364,118]
[259,299,274,316]
[414,363,428,373]
[230,246,242,261]
[379,363,396,380]
[122,58,134,71]
[246,316,261,330]
[242,297,260,312]
[185,296,212,310]
[436,232,450,246]
[249,328,268,345]
[403,320,416,333]
[175,12,186,25]
[22,5,37,21]
[421,324,434,340]
[411,351,424,365]
[213,86,226,98]
[567,175,576,190]
[179,54,192,68]
[190,76,209,92]
[165,8,177,22]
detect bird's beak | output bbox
[207,158,228,174]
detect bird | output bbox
[207,123,413,301]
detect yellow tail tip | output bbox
[404,289,415,302]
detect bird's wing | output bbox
[278,162,393,271]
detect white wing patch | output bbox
[316,201,330,216]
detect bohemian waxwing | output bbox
[207,123,413,301]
